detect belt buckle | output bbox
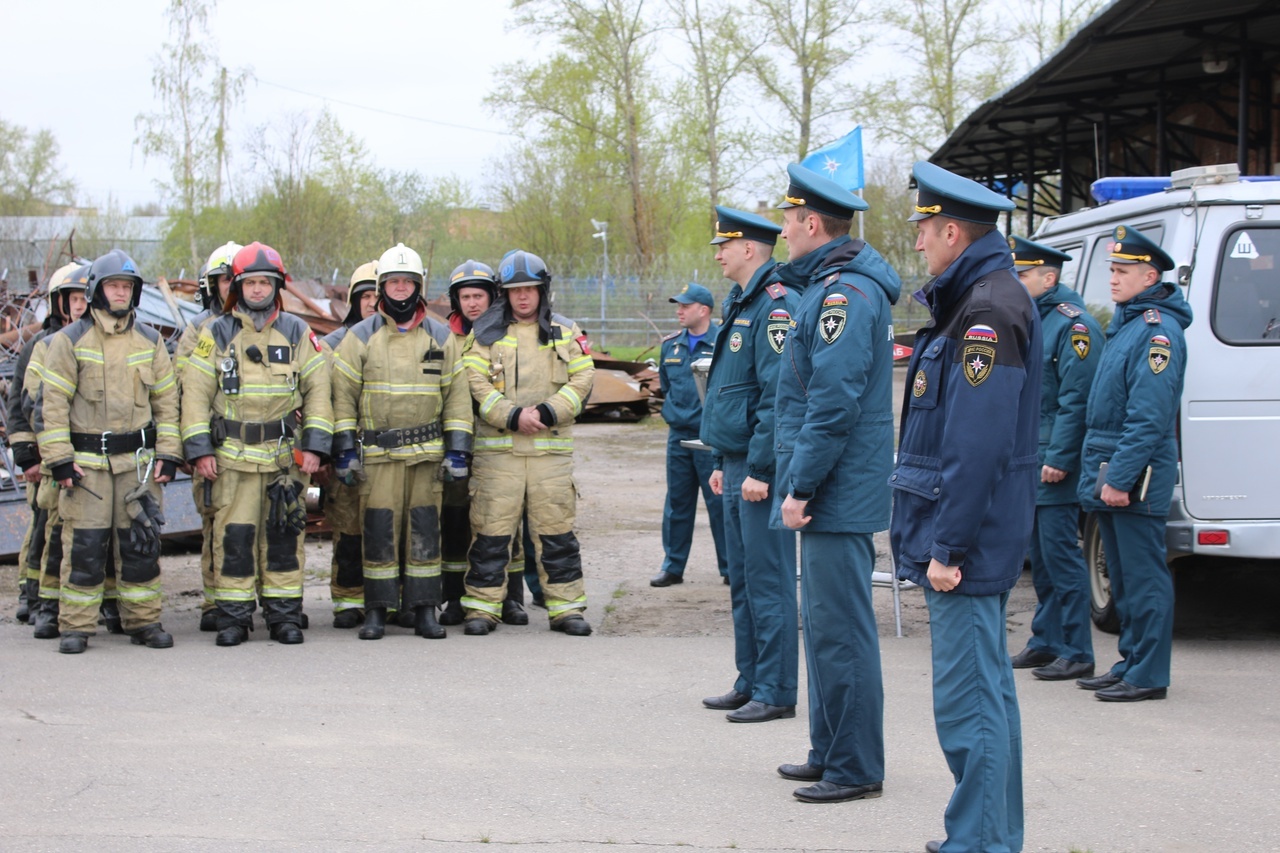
[100,430,113,456]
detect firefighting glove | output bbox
[267,474,308,536]
[123,482,165,557]
[439,450,469,482]
[335,449,365,487]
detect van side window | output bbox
[1077,224,1166,308]
[1213,227,1280,345]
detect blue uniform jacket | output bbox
[1077,283,1191,517]
[1035,283,1104,505]
[772,237,901,533]
[700,259,803,483]
[891,230,1042,595]
[659,322,719,434]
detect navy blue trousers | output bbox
[799,531,883,785]
[661,432,727,577]
[925,588,1024,853]
[1096,511,1173,688]
[1027,503,1095,663]
[720,455,797,706]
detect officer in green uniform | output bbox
[651,282,726,588]
[1077,226,1190,702]
[1007,236,1103,682]
[699,206,800,723]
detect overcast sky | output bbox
[3,0,529,210]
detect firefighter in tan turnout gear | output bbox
[9,262,92,639]
[173,241,241,632]
[461,249,595,636]
[34,249,181,654]
[322,260,379,629]
[331,243,473,641]
[181,242,333,647]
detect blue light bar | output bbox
[1090,177,1171,204]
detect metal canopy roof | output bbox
[931,0,1280,228]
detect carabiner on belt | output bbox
[135,447,155,485]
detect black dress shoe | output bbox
[702,689,750,710]
[925,841,943,853]
[59,632,88,654]
[1009,646,1057,669]
[793,779,883,803]
[727,700,796,723]
[1094,681,1168,702]
[464,618,493,635]
[501,599,529,625]
[129,624,174,648]
[1032,658,1095,681]
[1076,670,1123,691]
[269,623,304,644]
[778,762,823,781]
[415,606,446,639]
[551,614,593,636]
[216,625,248,646]
[359,607,387,640]
[438,600,465,625]
[199,610,219,632]
[649,571,684,587]
[332,609,363,629]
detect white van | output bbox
[1031,165,1280,631]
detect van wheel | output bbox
[1083,513,1121,634]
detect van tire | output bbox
[1083,513,1121,634]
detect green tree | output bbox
[0,117,76,215]
[1011,0,1107,64]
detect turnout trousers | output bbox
[462,453,586,625]
[209,467,307,629]
[1027,503,1094,664]
[325,479,365,613]
[18,480,47,590]
[360,458,443,611]
[720,454,797,707]
[191,471,216,614]
[440,478,471,605]
[799,531,884,786]
[925,588,1024,853]
[56,467,163,635]
[661,430,727,578]
[1096,512,1173,689]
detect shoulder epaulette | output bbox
[62,317,93,345]
[662,331,680,342]
[1144,308,1162,325]
[823,273,839,286]
[1056,303,1083,318]
[551,312,575,329]
[273,312,310,348]
[351,314,385,344]
[423,316,450,346]
[133,320,161,344]
[765,282,787,300]
[324,325,350,349]
[210,314,241,352]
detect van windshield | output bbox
[1213,227,1280,345]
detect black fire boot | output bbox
[199,610,219,632]
[333,608,363,629]
[100,600,124,634]
[129,623,174,648]
[269,622,304,644]
[415,605,446,639]
[59,631,89,654]
[32,600,60,639]
[502,599,529,626]
[216,624,249,646]
[359,607,387,640]
[438,599,464,625]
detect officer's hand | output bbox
[194,455,219,481]
[1041,465,1068,484]
[312,465,332,488]
[781,495,811,529]
[298,451,321,475]
[516,408,547,435]
[23,464,41,484]
[1100,483,1130,507]
[708,470,723,496]
[57,462,86,489]
[440,450,470,482]
[741,476,769,502]
[927,558,962,592]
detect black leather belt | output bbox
[70,424,156,455]
[224,416,296,445]
[365,422,442,449]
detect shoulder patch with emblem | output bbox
[1148,344,1170,374]
[308,331,322,352]
[1144,308,1162,325]
[1070,323,1091,360]
[963,324,998,343]
[1056,303,1082,318]
[193,334,215,359]
[765,282,787,300]
[729,331,743,353]
[912,369,927,397]
[576,334,592,355]
[766,308,790,354]
[819,294,847,344]
[962,343,995,386]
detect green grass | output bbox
[596,344,659,362]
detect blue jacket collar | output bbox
[925,230,1015,315]
[733,257,780,303]
[1111,282,1193,336]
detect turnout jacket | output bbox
[1077,283,1191,517]
[773,237,901,533]
[658,321,719,434]
[699,258,801,482]
[6,316,65,470]
[1035,283,1104,506]
[173,306,220,386]
[35,308,182,474]
[181,307,332,471]
[330,307,472,464]
[891,231,1042,595]
[464,315,594,456]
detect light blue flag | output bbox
[801,126,864,191]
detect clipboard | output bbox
[1094,462,1152,502]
